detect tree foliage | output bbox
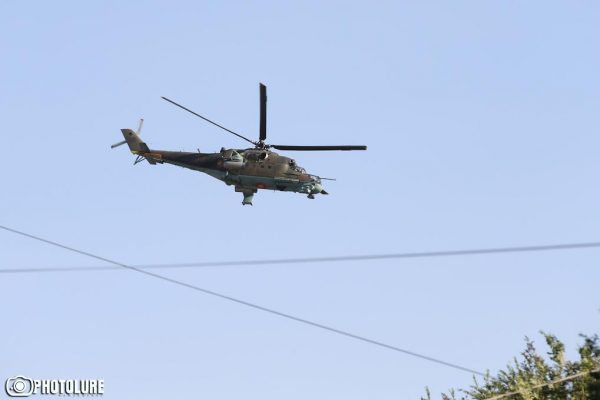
[422,333,600,400]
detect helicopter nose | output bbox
[312,183,324,194]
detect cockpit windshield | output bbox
[289,159,306,173]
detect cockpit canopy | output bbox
[221,148,244,169]
[289,159,306,173]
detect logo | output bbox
[5,376,33,397]
[5,376,104,397]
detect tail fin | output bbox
[112,119,156,165]
[112,119,148,152]
[120,129,151,153]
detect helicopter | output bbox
[112,84,367,205]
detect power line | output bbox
[0,224,484,376]
[1,241,600,274]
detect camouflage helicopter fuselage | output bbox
[115,84,366,204]
[122,128,325,205]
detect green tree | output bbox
[422,333,600,400]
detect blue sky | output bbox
[1,1,599,399]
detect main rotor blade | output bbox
[271,145,367,151]
[161,96,256,146]
[259,83,267,142]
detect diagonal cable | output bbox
[0,224,483,376]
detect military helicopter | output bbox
[112,84,367,205]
